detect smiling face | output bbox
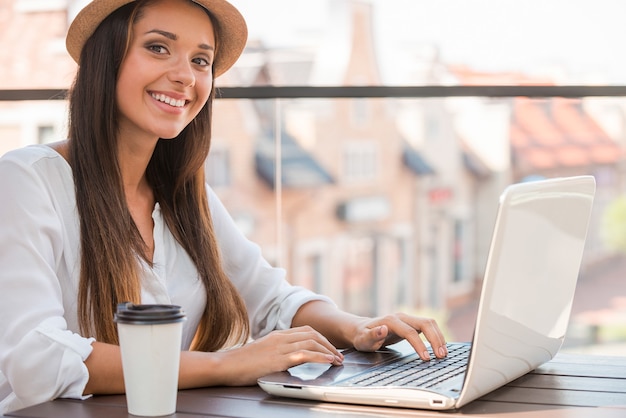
[115,0,216,142]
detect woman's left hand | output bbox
[352,313,448,361]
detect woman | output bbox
[0,0,448,414]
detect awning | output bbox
[255,131,334,189]
[462,150,491,179]
[402,144,436,175]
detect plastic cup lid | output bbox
[114,302,187,325]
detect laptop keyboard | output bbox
[341,343,470,389]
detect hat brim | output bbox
[66,0,247,78]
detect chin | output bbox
[156,130,185,140]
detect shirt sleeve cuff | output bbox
[273,288,336,331]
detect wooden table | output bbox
[8,352,626,417]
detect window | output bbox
[341,141,378,183]
[0,125,22,157]
[15,0,66,12]
[342,236,375,317]
[453,220,464,283]
[305,253,323,294]
[205,147,231,188]
[37,125,55,144]
[351,98,369,127]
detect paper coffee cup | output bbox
[115,303,186,417]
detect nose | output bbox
[168,58,195,87]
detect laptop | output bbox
[258,175,596,410]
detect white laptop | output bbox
[258,175,596,410]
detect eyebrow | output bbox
[145,29,214,51]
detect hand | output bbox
[215,326,344,386]
[352,313,448,361]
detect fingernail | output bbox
[326,354,335,362]
[377,326,385,337]
[438,347,446,357]
[422,350,431,361]
[335,355,343,364]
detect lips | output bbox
[150,92,187,108]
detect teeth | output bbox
[151,93,185,108]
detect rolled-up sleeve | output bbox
[0,151,94,415]
[206,186,335,339]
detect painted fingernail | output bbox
[422,350,431,361]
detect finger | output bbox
[274,326,332,346]
[362,315,430,360]
[422,319,448,358]
[286,339,343,366]
[389,316,433,361]
[285,349,341,367]
[369,314,447,360]
[290,326,344,359]
[396,314,447,359]
[359,324,389,351]
[277,327,344,361]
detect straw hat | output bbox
[66,0,248,77]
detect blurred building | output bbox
[213,0,504,314]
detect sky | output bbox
[228,0,626,85]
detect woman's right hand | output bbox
[210,326,344,386]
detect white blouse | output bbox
[0,145,331,414]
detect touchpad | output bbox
[341,347,407,365]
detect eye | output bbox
[146,44,168,55]
[192,56,212,68]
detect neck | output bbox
[116,132,159,197]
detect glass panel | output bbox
[210,95,626,356]
[2,90,626,356]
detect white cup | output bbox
[114,303,186,416]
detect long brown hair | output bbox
[67,0,249,351]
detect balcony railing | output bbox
[4,85,626,101]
